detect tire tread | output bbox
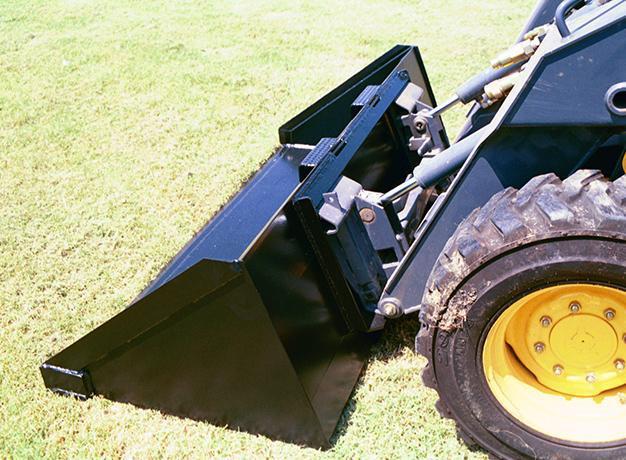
[416,170,626,452]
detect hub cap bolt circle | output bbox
[604,309,616,320]
[540,316,552,328]
[586,373,596,383]
[615,359,625,371]
[569,301,581,313]
[553,365,564,376]
[534,342,545,353]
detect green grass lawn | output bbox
[1,1,531,457]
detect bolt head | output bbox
[569,301,581,313]
[540,316,552,328]
[359,208,376,224]
[534,342,545,353]
[615,359,625,371]
[414,118,427,133]
[604,309,616,320]
[381,302,399,317]
[586,373,597,383]
[553,365,564,376]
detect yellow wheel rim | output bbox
[483,284,626,443]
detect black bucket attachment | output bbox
[41,45,437,448]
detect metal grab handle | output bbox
[555,0,585,37]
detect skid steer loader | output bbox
[41,0,626,458]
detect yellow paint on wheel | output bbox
[483,284,626,443]
[550,314,616,368]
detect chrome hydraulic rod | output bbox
[427,95,461,118]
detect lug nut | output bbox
[586,373,597,383]
[569,301,581,313]
[534,342,545,353]
[604,309,616,320]
[540,316,552,328]
[615,359,625,371]
[553,365,564,376]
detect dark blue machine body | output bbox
[42,0,626,449]
[383,2,626,311]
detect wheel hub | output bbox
[551,314,616,368]
[483,283,626,443]
[504,285,626,396]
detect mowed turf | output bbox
[1,0,530,457]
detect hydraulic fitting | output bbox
[523,24,549,41]
[484,71,522,101]
[491,37,541,68]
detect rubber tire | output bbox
[415,170,626,460]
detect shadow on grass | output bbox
[329,315,422,445]
[330,315,485,456]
